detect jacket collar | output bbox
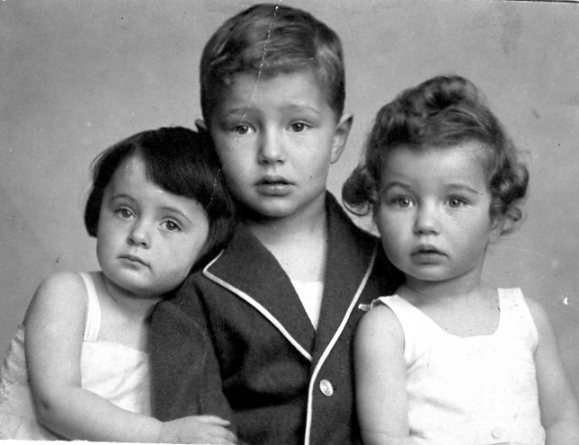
[204,193,377,360]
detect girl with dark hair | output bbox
[0,127,237,444]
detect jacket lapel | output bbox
[203,194,381,362]
[312,195,377,360]
[204,225,316,359]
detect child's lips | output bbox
[255,176,293,195]
[256,175,291,185]
[411,246,446,262]
[119,254,149,267]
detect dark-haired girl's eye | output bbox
[115,207,134,219]
[162,219,182,232]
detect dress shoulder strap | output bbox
[497,287,539,347]
[372,295,439,333]
[78,272,101,341]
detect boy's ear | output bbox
[195,119,208,132]
[330,113,353,164]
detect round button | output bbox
[319,379,334,397]
[491,427,504,439]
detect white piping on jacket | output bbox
[203,265,313,362]
[303,247,377,445]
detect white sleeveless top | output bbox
[0,272,151,439]
[371,288,545,445]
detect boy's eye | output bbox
[232,124,252,135]
[290,122,309,132]
[162,220,182,232]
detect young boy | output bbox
[150,4,402,445]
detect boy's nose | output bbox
[257,130,284,164]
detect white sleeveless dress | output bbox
[0,272,151,439]
[371,288,545,445]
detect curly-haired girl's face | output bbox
[375,141,502,286]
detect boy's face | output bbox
[207,70,351,221]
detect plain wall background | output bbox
[1,0,578,397]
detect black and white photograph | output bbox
[1,1,579,443]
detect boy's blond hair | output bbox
[200,3,346,123]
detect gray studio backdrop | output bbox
[1,0,578,395]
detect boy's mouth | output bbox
[411,246,446,261]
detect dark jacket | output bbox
[150,194,401,445]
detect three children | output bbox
[1,3,577,445]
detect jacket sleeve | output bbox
[149,293,233,423]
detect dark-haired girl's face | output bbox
[96,155,209,299]
[375,142,502,287]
